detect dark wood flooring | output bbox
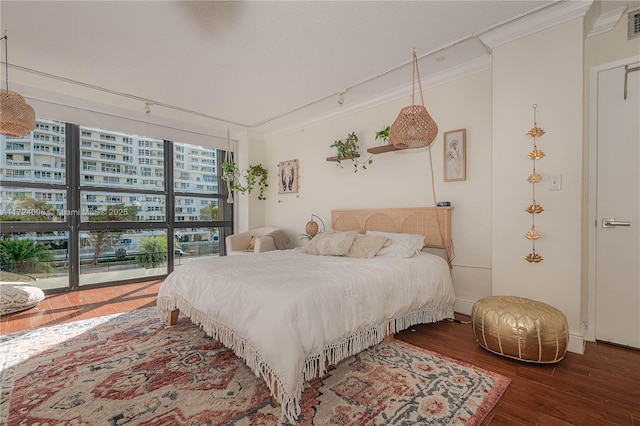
[2,281,638,425]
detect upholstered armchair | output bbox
[225,227,289,255]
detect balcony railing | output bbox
[5,160,31,166]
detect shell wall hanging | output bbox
[525,104,544,263]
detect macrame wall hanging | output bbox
[524,104,545,263]
[224,128,234,204]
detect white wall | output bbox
[240,9,630,354]
[491,19,585,348]
[233,130,267,232]
[260,70,494,313]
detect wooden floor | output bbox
[2,281,639,425]
[0,280,162,334]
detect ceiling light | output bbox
[389,51,438,149]
[0,31,35,137]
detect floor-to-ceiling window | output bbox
[0,117,232,292]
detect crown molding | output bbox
[480,1,593,49]
[264,1,595,139]
[263,55,492,139]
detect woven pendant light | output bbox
[0,32,36,137]
[389,51,438,149]
[1,90,36,137]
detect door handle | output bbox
[602,218,631,228]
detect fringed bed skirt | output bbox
[157,296,453,424]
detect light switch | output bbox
[549,173,562,191]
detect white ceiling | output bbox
[0,1,607,137]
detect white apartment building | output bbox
[0,117,219,252]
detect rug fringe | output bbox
[157,298,453,424]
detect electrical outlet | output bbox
[549,173,562,191]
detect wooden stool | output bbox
[471,296,568,363]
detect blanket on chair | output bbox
[265,229,291,250]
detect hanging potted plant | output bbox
[222,161,239,185]
[245,164,269,200]
[222,161,239,203]
[222,161,269,200]
[329,131,372,172]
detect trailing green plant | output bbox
[222,161,240,184]
[375,125,390,145]
[0,236,54,274]
[222,162,269,200]
[330,131,372,172]
[246,164,269,200]
[330,131,359,158]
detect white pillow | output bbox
[315,231,358,256]
[366,231,425,258]
[298,230,335,254]
[346,234,390,259]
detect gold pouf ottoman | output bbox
[471,296,568,363]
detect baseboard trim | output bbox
[568,331,586,355]
[454,298,475,316]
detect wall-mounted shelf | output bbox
[366,145,401,154]
[326,154,360,162]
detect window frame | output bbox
[0,120,233,293]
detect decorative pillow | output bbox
[299,230,336,255]
[0,283,45,315]
[315,231,358,256]
[366,231,425,258]
[247,236,258,251]
[346,234,391,259]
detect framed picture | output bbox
[443,128,466,182]
[278,159,299,194]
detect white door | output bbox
[595,63,640,349]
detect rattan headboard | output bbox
[331,207,453,264]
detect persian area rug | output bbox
[1,308,510,425]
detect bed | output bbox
[156,207,455,423]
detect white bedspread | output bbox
[156,249,455,423]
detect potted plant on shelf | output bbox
[329,131,373,172]
[330,131,359,159]
[375,125,390,145]
[222,162,269,201]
